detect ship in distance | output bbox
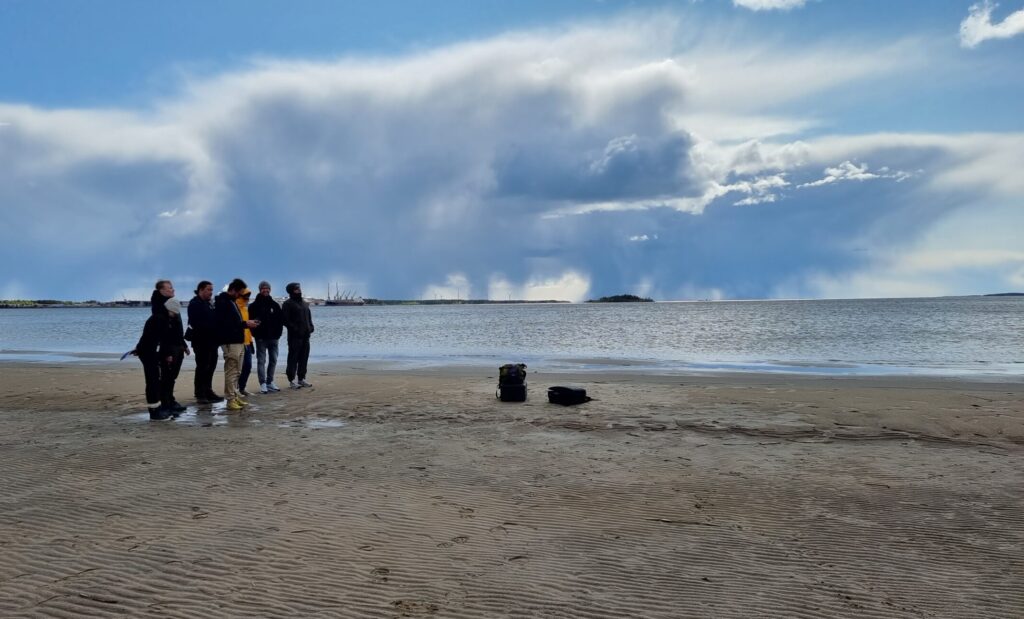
[325,283,365,306]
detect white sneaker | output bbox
[259,383,269,394]
[299,379,313,388]
[267,382,280,392]
[290,380,301,389]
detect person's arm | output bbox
[136,316,156,355]
[248,300,263,337]
[282,301,297,334]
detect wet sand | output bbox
[0,362,1022,618]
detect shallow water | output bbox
[3,296,1022,376]
[121,406,346,429]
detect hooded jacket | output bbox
[187,294,217,346]
[215,291,246,345]
[234,289,253,346]
[282,293,314,339]
[249,293,284,340]
[136,290,186,356]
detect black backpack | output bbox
[497,363,527,402]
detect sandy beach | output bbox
[0,362,1021,618]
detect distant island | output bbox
[984,292,1024,297]
[586,294,654,303]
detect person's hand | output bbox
[185,347,191,357]
[130,349,138,357]
[165,355,173,364]
[246,319,259,328]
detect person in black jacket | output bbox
[249,281,284,394]
[282,282,314,389]
[216,278,260,411]
[133,280,190,420]
[187,280,223,404]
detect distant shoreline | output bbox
[0,299,571,309]
[3,293,1022,308]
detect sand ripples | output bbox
[1,371,1022,617]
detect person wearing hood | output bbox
[133,279,190,420]
[187,280,223,404]
[282,282,314,389]
[234,286,255,396]
[249,280,284,393]
[216,278,260,411]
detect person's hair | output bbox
[228,278,247,292]
[155,279,171,291]
[286,282,301,295]
[258,280,271,290]
[195,280,213,295]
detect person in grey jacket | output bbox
[282,282,314,389]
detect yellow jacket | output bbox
[235,289,252,346]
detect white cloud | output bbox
[733,0,808,11]
[0,15,1020,302]
[796,247,1024,299]
[798,161,912,188]
[487,272,590,302]
[960,1,1024,48]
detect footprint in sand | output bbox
[371,567,390,583]
[451,536,469,544]
[458,507,475,519]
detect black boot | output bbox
[149,406,173,421]
[168,401,187,413]
[205,392,225,403]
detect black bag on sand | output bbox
[498,383,527,402]
[547,386,591,406]
[497,363,528,402]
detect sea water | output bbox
[1,296,1022,376]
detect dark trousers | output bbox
[238,344,254,391]
[141,350,183,408]
[286,336,310,381]
[141,354,161,407]
[160,351,184,407]
[192,342,219,397]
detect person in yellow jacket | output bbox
[234,286,255,396]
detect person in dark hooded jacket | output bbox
[187,280,222,404]
[282,282,314,389]
[133,280,190,420]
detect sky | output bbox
[1,0,1023,302]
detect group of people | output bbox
[133,278,315,420]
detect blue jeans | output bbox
[238,343,254,391]
[255,338,279,385]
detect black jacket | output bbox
[249,294,284,340]
[187,295,218,346]
[136,290,186,356]
[282,296,314,339]
[214,291,246,345]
